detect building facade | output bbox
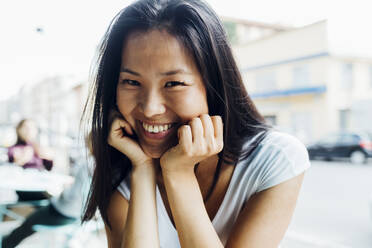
[232,20,372,144]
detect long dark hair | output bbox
[82,0,270,227]
[15,119,36,145]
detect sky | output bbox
[0,0,371,101]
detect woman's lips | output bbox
[139,121,176,140]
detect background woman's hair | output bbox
[81,0,270,227]
[15,119,33,145]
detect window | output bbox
[340,134,360,144]
[293,65,310,87]
[320,134,341,144]
[339,109,351,130]
[291,112,312,143]
[340,63,353,89]
[255,71,276,92]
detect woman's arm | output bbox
[105,167,159,248]
[105,190,129,248]
[163,171,304,248]
[122,166,160,248]
[162,169,224,248]
[225,173,305,248]
[160,114,224,248]
[106,113,160,248]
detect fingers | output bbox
[190,118,203,144]
[177,114,223,155]
[178,125,192,149]
[211,115,224,152]
[108,115,134,149]
[200,114,214,141]
[109,113,133,136]
[211,115,223,140]
[118,119,134,136]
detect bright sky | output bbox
[0,0,371,101]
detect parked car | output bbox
[307,131,372,164]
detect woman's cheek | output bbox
[168,92,208,119]
[116,91,137,114]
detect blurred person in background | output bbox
[7,119,53,171]
[7,118,54,201]
[1,134,93,248]
[81,0,310,247]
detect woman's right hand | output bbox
[107,110,153,168]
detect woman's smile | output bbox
[138,120,177,140]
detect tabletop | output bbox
[0,164,74,196]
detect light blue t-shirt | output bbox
[117,131,311,247]
[51,157,93,218]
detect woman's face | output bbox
[116,29,209,158]
[18,120,37,143]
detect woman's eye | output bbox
[121,79,140,86]
[164,81,185,87]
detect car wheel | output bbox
[350,150,367,164]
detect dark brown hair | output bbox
[15,119,35,145]
[82,0,270,227]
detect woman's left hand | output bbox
[160,114,223,174]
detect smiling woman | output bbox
[116,30,209,158]
[81,0,310,248]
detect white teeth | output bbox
[142,122,172,133]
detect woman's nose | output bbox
[140,91,166,118]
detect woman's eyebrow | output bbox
[120,68,140,76]
[160,69,192,76]
[120,67,192,76]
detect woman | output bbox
[82,0,310,247]
[2,134,92,248]
[8,119,54,201]
[8,119,53,171]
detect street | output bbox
[3,160,372,248]
[281,160,372,248]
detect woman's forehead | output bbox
[121,30,197,74]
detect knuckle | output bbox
[191,117,201,124]
[200,114,209,120]
[218,141,224,151]
[212,115,222,123]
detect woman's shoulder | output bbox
[237,130,310,192]
[261,130,308,151]
[245,130,309,160]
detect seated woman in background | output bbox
[1,134,93,248]
[7,119,53,171]
[7,119,54,201]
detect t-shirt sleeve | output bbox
[255,132,311,193]
[116,174,131,201]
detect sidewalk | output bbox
[281,231,353,248]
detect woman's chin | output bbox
[139,137,177,159]
[142,146,168,159]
